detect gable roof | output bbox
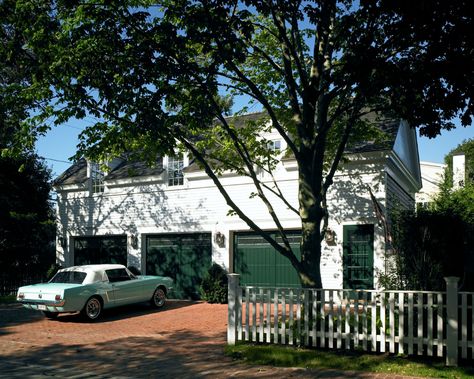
[54,112,401,186]
[53,158,164,186]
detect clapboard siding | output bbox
[386,174,415,215]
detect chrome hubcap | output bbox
[154,289,165,307]
[86,298,101,319]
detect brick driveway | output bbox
[0,301,423,378]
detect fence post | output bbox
[227,273,240,345]
[445,276,459,366]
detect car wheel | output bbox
[82,297,102,321]
[43,311,58,319]
[151,287,166,308]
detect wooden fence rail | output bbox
[227,275,470,366]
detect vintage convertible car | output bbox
[16,264,173,321]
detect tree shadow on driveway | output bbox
[54,299,198,324]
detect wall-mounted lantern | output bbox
[324,228,337,246]
[131,235,139,249]
[214,231,226,248]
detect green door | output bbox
[146,233,212,299]
[343,224,374,289]
[234,231,301,287]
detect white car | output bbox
[17,264,173,320]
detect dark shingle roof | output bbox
[54,158,164,186]
[345,119,399,154]
[105,158,164,180]
[53,159,88,186]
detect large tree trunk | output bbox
[297,148,325,288]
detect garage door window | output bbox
[74,236,127,266]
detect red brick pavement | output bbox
[0,301,427,378]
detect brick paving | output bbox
[0,301,426,378]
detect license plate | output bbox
[38,304,47,311]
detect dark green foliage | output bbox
[200,263,228,304]
[386,207,474,291]
[46,263,62,280]
[0,153,55,294]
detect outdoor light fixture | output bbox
[324,228,337,245]
[131,235,139,249]
[214,232,226,248]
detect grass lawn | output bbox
[225,343,474,378]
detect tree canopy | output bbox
[2,0,472,287]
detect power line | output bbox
[42,157,71,164]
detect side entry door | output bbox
[343,224,374,290]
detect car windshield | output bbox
[50,271,87,284]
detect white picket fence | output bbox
[227,275,473,366]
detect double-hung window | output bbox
[89,162,105,193]
[167,155,184,186]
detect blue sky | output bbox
[36,118,473,178]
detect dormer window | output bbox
[167,155,184,186]
[88,162,105,193]
[268,140,281,152]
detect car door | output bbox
[105,268,144,306]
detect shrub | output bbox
[46,263,62,280]
[200,263,228,303]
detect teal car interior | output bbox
[17,264,173,320]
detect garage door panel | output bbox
[234,231,301,288]
[146,233,211,300]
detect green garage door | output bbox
[146,233,212,299]
[343,224,374,289]
[234,231,301,287]
[74,236,127,266]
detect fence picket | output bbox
[328,290,334,349]
[273,288,279,344]
[354,294,359,348]
[289,289,294,346]
[251,289,257,342]
[237,286,243,341]
[427,294,433,356]
[304,289,309,346]
[345,293,351,350]
[362,291,368,351]
[312,290,317,347]
[320,290,326,348]
[408,292,414,355]
[245,287,250,341]
[462,293,468,359]
[281,289,286,345]
[389,292,395,353]
[266,289,271,343]
[337,290,343,349]
[370,292,376,352]
[380,292,386,353]
[417,293,423,355]
[296,289,302,346]
[399,292,405,354]
[437,293,443,357]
